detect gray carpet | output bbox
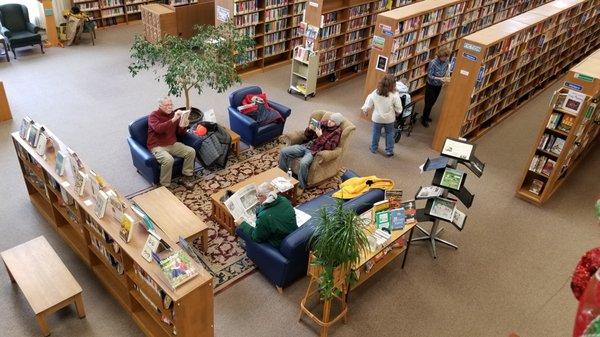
[0,23,598,337]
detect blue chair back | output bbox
[228,86,262,107]
[0,4,28,32]
[129,116,149,148]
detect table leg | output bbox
[35,312,51,337]
[234,141,240,156]
[401,227,415,269]
[74,293,86,318]
[200,230,209,253]
[3,260,15,283]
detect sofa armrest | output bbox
[1,27,12,38]
[269,101,291,119]
[282,130,306,146]
[127,138,157,167]
[179,130,203,149]
[26,22,40,34]
[313,148,342,165]
[228,107,258,131]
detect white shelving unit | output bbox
[289,46,318,100]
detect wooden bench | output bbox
[1,236,85,336]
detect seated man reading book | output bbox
[238,183,297,248]
[278,113,344,191]
[147,97,195,188]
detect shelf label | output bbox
[565,81,583,92]
[575,73,594,82]
[460,69,469,76]
[84,199,93,207]
[372,35,384,51]
[379,24,392,36]
[463,42,481,53]
[308,1,318,7]
[216,6,230,23]
[61,181,70,188]
[463,52,477,62]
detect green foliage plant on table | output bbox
[128,21,255,110]
[310,200,370,301]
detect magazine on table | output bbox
[224,184,259,227]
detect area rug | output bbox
[161,143,344,293]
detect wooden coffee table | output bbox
[210,167,299,235]
[133,186,209,252]
[1,236,85,336]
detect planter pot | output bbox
[308,254,351,288]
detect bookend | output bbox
[412,138,484,259]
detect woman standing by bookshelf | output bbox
[362,74,403,157]
[421,48,451,128]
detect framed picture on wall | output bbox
[376,55,388,72]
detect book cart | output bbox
[289,46,319,99]
[516,48,600,205]
[432,0,600,150]
[362,0,554,107]
[413,138,484,258]
[11,127,214,337]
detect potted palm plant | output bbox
[128,21,254,122]
[309,200,370,300]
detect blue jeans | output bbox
[278,144,314,188]
[371,122,395,154]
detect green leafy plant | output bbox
[310,200,370,301]
[128,22,255,109]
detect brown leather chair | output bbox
[281,110,355,187]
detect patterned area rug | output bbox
[158,140,343,293]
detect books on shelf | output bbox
[119,213,135,243]
[557,115,576,132]
[95,190,109,218]
[562,90,586,114]
[528,179,544,195]
[74,170,88,196]
[540,159,556,176]
[55,151,67,176]
[19,117,34,140]
[157,250,198,289]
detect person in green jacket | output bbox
[238,182,297,248]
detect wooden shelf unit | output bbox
[12,130,214,337]
[362,0,555,103]
[73,0,157,27]
[432,0,600,150]
[516,48,600,205]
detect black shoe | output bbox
[180,175,196,190]
[421,119,430,128]
[385,152,394,157]
[426,117,433,122]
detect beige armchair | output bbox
[281,110,356,187]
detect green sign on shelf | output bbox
[575,73,594,82]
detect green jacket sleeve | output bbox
[250,213,271,243]
[239,221,255,238]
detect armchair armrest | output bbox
[228,107,258,131]
[269,101,292,119]
[313,148,342,165]
[0,27,12,38]
[281,130,306,146]
[179,130,202,149]
[127,138,157,167]
[26,22,40,34]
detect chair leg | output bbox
[12,48,16,59]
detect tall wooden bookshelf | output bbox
[362,0,554,104]
[516,49,600,205]
[11,129,214,337]
[432,0,600,150]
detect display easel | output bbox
[413,137,484,258]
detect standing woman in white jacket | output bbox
[362,74,403,157]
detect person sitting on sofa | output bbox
[147,97,196,189]
[238,183,297,248]
[278,113,344,191]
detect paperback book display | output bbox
[413,137,484,258]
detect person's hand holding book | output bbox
[172,110,181,123]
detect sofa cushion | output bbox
[8,30,40,44]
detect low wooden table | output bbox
[1,236,85,336]
[225,127,241,156]
[210,167,299,235]
[133,186,209,252]
[0,36,9,62]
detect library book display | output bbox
[516,48,600,205]
[11,124,214,337]
[362,0,553,103]
[413,138,484,258]
[432,0,600,150]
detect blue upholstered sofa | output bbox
[227,86,292,146]
[236,170,384,289]
[127,116,203,185]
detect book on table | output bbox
[158,250,198,289]
[35,131,48,157]
[385,189,403,208]
[400,200,416,224]
[389,208,405,230]
[74,170,88,196]
[119,213,135,243]
[375,210,390,230]
[95,190,109,218]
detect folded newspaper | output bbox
[224,184,259,227]
[271,176,293,192]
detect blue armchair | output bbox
[236,170,385,289]
[127,116,203,185]
[0,4,44,59]
[228,86,292,146]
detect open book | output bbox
[178,110,191,128]
[224,184,259,227]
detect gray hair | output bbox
[158,97,172,106]
[256,182,274,197]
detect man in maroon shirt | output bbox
[147,97,196,188]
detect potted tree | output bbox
[128,21,255,122]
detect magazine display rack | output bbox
[413,137,484,258]
[11,126,214,337]
[516,49,600,205]
[432,0,600,150]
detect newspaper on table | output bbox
[294,208,311,227]
[224,184,259,227]
[271,176,294,193]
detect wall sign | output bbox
[463,52,477,62]
[216,6,230,22]
[372,35,385,51]
[460,69,469,76]
[308,1,319,7]
[376,55,388,72]
[463,42,481,53]
[565,81,583,92]
[379,24,392,36]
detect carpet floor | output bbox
[0,22,598,337]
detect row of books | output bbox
[346,28,370,43]
[318,62,336,76]
[235,12,259,26]
[126,4,141,13]
[419,23,438,41]
[529,155,556,177]
[265,18,288,33]
[538,133,565,156]
[101,8,124,17]
[348,16,369,30]
[444,2,465,17]
[342,41,363,56]
[320,24,341,39]
[399,17,420,33]
[236,50,258,64]
[421,9,442,24]
[90,236,124,275]
[321,12,338,26]
[293,2,305,15]
[319,49,336,63]
[264,42,286,56]
[238,25,256,36]
[265,0,287,8]
[387,60,408,76]
[265,6,288,21]
[265,31,287,45]
[390,44,414,63]
[349,3,370,18]
[131,284,176,332]
[547,112,576,132]
[234,0,258,15]
[79,2,100,11]
[99,0,123,7]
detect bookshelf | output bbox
[12,128,214,337]
[362,0,555,107]
[516,49,600,205]
[432,0,600,150]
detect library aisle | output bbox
[0,23,598,337]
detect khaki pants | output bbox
[151,142,196,187]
